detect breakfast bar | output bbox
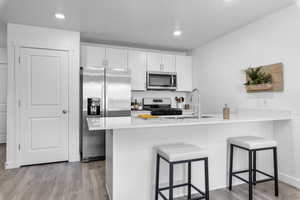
[87,110,291,200]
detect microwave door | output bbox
[147,73,176,90]
[149,74,172,86]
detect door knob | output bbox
[62,110,68,114]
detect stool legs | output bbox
[248,150,253,200]
[273,147,279,196]
[204,158,210,200]
[155,155,160,200]
[253,151,256,185]
[229,145,279,200]
[229,144,234,191]
[188,162,192,199]
[169,163,174,200]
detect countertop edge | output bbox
[87,117,291,131]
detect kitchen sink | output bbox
[162,115,215,120]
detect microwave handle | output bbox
[171,75,174,86]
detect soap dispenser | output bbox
[223,104,230,120]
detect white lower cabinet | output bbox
[128,50,147,91]
[176,55,193,92]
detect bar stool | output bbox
[228,136,279,200]
[155,143,209,200]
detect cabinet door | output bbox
[176,55,193,91]
[128,50,147,91]
[162,54,176,72]
[80,45,105,68]
[147,52,162,71]
[106,47,128,71]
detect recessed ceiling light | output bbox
[224,0,232,2]
[173,30,182,36]
[55,13,65,20]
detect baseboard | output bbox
[0,134,6,143]
[279,172,300,189]
[68,153,80,162]
[5,161,19,169]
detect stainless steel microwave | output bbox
[146,71,177,90]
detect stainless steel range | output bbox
[142,97,182,116]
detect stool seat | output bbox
[228,136,277,150]
[157,143,207,162]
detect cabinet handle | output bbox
[160,64,164,71]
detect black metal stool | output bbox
[228,136,279,200]
[155,143,209,200]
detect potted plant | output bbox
[244,67,273,92]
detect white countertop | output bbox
[87,109,292,131]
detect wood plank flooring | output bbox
[0,144,299,200]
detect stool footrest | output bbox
[159,183,189,191]
[256,169,274,179]
[232,169,275,185]
[158,183,206,200]
[232,174,250,184]
[191,184,205,196]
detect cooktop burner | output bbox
[151,108,182,116]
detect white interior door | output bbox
[18,48,69,166]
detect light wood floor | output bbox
[0,144,299,200]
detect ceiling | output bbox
[0,0,295,51]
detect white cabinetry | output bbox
[147,52,175,72]
[81,45,128,71]
[80,44,193,92]
[162,54,176,72]
[176,55,193,92]
[80,45,105,67]
[106,47,128,71]
[147,52,162,71]
[128,50,147,91]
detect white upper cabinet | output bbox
[176,55,193,92]
[162,54,176,72]
[128,50,147,91]
[147,52,162,71]
[80,45,105,68]
[147,52,176,72]
[106,47,128,71]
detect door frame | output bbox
[6,24,80,169]
[16,47,70,166]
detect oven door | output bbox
[147,71,177,90]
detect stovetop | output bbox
[150,108,183,116]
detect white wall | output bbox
[192,4,300,188]
[0,21,7,143]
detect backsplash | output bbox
[132,91,190,108]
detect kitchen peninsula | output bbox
[87,109,291,200]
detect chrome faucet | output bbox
[191,88,201,118]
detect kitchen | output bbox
[0,0,300,200]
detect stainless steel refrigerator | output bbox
[80,67,131,161]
